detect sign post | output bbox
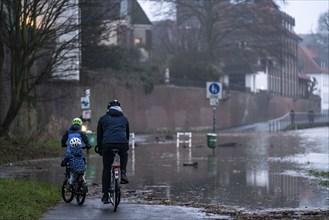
[206,82,222,132]
[81,89,91,122]
[81,89,93,153]
[206,82,222,154]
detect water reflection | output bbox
[132,149,135,175]
[1,127,328,211]
[207,155,217,176]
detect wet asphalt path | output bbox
[41,199,230,220]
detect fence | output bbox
[268,112,329,132]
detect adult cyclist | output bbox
[97,100,130,204]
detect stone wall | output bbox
[82,75,320,133]
[1,74,320,137]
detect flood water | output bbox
[1,127,329,211]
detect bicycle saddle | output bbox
[111,149,119,154]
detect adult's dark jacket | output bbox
[97,106,130,146]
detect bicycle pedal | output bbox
[102,198,110,204]
[120,179,129,184]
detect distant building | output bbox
[221,2,302,98]
[175,0,303,98]
[298,45,329,113]
[54,0,81,81]
[92,0,153,61]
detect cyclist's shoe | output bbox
[101,194,109,204]
[60,160,67,167]
[120,173,129,184]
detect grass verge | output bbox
[0,137,64,166]
[0,179,61,220]
[309,170,329,187]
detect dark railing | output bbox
[168,78,206,88]
[268,112,329,132]
[168,78,251,92]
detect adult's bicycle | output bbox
[95,146,122,211]
[61,165,87,206]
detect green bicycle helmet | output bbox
[72,117,82,125]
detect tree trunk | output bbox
[0,99,22,137]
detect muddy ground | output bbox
[85,183,329,220]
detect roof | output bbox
[298,46,329,74]
[131,0,152,25]
[298,73,310,81]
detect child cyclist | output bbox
[61,118,91,152]
[62,137,88,185]
[60,118,91,185]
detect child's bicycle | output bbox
[109,149,121,211]
[61,165,87,206]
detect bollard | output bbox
[130,133,135,149]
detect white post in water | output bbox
[176,132,192,148]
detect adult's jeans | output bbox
[101,143,129,194]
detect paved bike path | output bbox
[41,199,230,220]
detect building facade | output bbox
[298,46,329,113]
[95,0,152,60]
[175,0,304,98]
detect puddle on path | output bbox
[1,127,329,212]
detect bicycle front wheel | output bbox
[76,182,87,206]
[61,180,74,203]
[113,180,121,212]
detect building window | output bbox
[135,37,142,45]
[323,92,328,104]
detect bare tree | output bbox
[0,0,84,137]
[303,11,329,70]
[150,0,295,89]
[315,11,329,67]
[151,0,292,65]
[317,11,329,35]
[0,0,142,137]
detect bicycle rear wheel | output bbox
[61,179,74,203]
[113,179,121,211]
[76,182,87,206]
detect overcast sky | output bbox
[278,0,329,34]
[138,0,329,34]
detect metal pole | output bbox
[213,106,216,133]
